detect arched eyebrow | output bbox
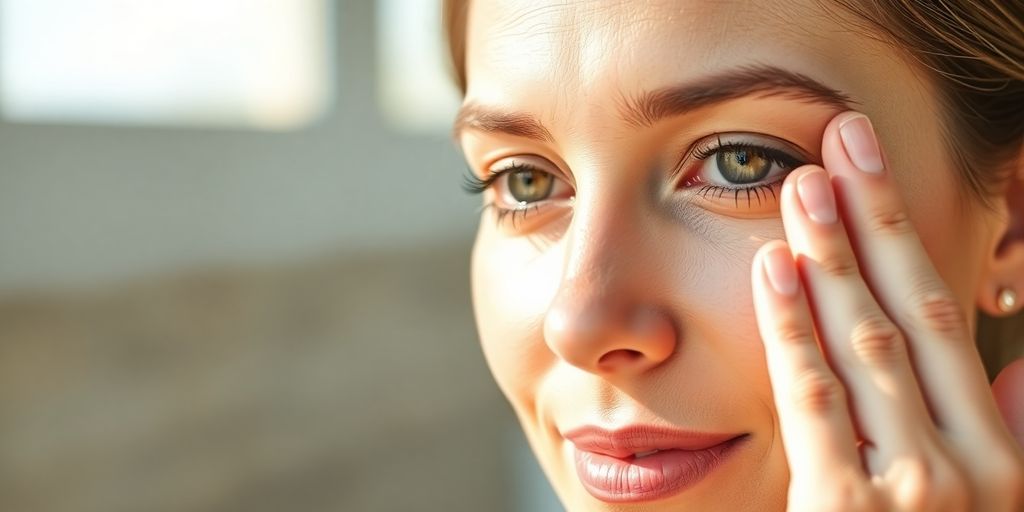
[619,64,856,127]
[453,103,554,142]
[453,64,856,141]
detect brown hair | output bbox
[442,0,1024,378]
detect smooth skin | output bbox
[460,1,1024,510]
[753,112,1023,511]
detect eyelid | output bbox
[464,156,574,210]
[666,132,812,215]
[489,155,571,185]
[465,157,575,232]
[675,132,814,176]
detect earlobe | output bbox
[977,148,1024,317]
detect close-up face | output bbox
[457,0,1002,510]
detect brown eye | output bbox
[508,168,555,203]
[717,148,772,184]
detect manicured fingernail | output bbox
[796,170,838,224]
[763,246,799,297]
[839,114,884,174]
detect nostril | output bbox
[545,304,677,375]
[597,349,643,368]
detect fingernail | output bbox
[763,246,799,297]
[796,170,838,224]
[838,114,884,174]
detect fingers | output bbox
[753,110,1024,509]
[819,112,1003,438]
[779,164,936,466]
[777,110,1024,510]
[992,360,1024,510]
[751,241,863,479]
[993,358,1024,448]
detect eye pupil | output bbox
[717,148,770,184]
[508,169,554,202]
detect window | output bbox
[0,0,332,130]
[376,0,461,132]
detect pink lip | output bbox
[563,425,748,503]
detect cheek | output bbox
[661,222,781,423]
[470,231,562,406]
[473,210,781,417]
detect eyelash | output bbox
[687,138,804,208]
[461,140,805,226]
[461,163,551,229]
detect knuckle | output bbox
[847,313,907,366]
[816,252,861,278]
[790,367,846,413]
[890,457,935,510]
[909,289,967,337]
[867,206,915,237]
[773,320,816,347]
[891,456,970,512]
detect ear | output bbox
[977,146,1024,317]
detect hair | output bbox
[442,0,1024,379]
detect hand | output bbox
[750,111,1024,511]
[994,359,1024,448]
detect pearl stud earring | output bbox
[998,287,1018,313]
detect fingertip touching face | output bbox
[458,1,989,509]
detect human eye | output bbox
[675,133,810,214]
[461,157,574,230]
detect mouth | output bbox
[563,425,749,503]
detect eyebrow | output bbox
[453,103,555,142]
[453,64,856,140]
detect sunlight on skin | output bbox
[459,0,1024,510]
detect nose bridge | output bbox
[543,169,678,375]
[559,173,646,308]
[561,188,638,296]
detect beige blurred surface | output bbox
[0,241,523,512]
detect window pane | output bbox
[377,0,460,132]
[0,0,332,130]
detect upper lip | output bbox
[562,424,745,458]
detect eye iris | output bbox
[508,169,554,202]
[717,148,771,184]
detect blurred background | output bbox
[0,1,561,510]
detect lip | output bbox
[563,425,748,503]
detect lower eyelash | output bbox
[697,180,783,208]
[483,201,543,229]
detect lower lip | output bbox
[573,435,747,503]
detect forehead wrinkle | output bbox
[469,0,874,143]
[480,1,589,105]
[551,1,678,132]
[503,1,642,105]
[476,1,643,136]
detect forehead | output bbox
[464,0,877,113]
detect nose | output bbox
[544,298,677,375]
[542,191,679,376]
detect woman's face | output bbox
[459,1,996,510]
